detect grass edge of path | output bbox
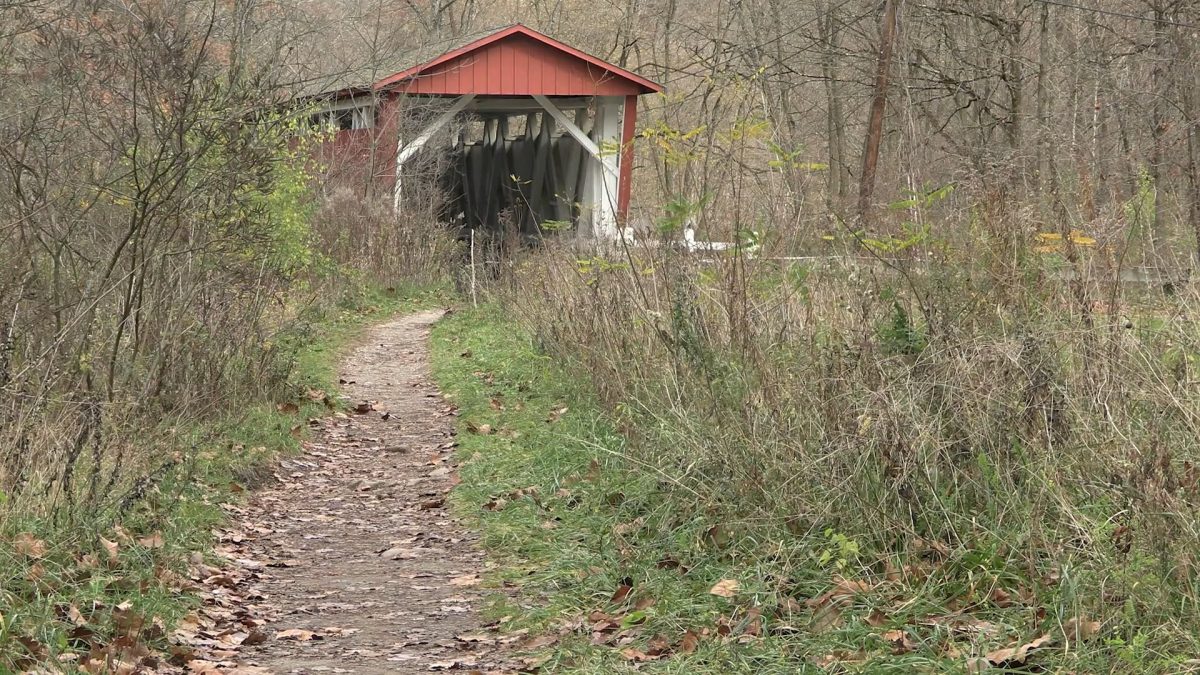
[429,304,1168,674]
[0,283,449,670]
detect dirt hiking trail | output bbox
[189,311,513,674]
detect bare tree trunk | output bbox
[1189,122,1200,270]
[1001,13,1024,188]
[1149,1,1171,273]
[858,0,900,227]
[823,0,848,215]
[1180,22,1200,270]
[1034,0,1051,198]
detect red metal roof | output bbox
[372,24,662,97]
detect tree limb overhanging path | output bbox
[178,311,514,674]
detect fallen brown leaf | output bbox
[138,532,164,549]
[1064,616,1102,644]
[57,603,87,627]
[655,557,688,573]
[709,579,739,598]
[806,576,873,610]
[679,629,700,654]
[985,633,1055,665]
[611,580,634,604]
[111,602,145,637]
[520,634,559,650]
[25,562,45,583]
[647,634,671,656]
[186,659,223,675]
[518,654,550,671]
[705,524,731,549]
[99,536,119,562]
[989,587,1013,608]
[14,533,46,558]
[743,607,763,636]
[619,647,662,662]
[964,657,991,674]
[810,603,843,633]
[276,628,319,641]
[882,629,917,654]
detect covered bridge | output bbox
[300,25,662,240]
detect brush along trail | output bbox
[174,310,514,674]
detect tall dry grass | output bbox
[496,197,1200,650]
[312,188,462,288]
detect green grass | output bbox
[431,305,1175,673]
[0,282,447,670]
[433,306,841,673]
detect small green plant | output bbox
[539,219,574,232]
[766,140,828,171]
[878,298,926,356]
[786,263,811,302]
[252,119,328,278]
[1108,631,1151,668]
[888,182,955,211]
[818,528,861,571]
[860,220,932,254]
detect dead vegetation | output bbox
[0,2,455,669]
[474,210,1200,668]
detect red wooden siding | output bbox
[617,94,638,222]
[399,34,644,97]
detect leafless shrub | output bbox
[0,0,435,521]
[312,189,462,287]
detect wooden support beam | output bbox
[531,95,618,179]
[397,94,476,167]
[470,96,591,113]
[393,93,475,213]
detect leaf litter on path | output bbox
[158,312,518,674]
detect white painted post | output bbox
[576,109,596,239]
[593,97,623,240]
[469,228,478,308]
